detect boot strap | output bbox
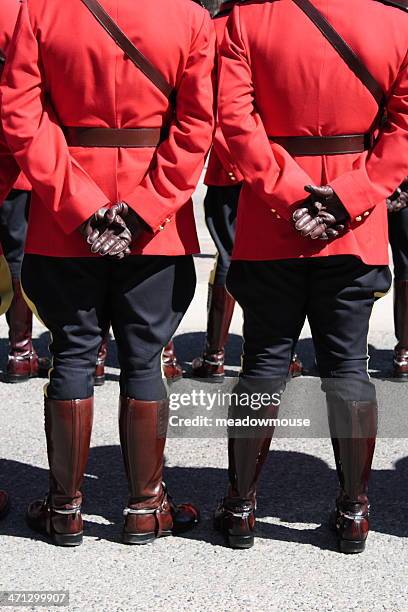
[203,357,224,366]
[52,506,81,515]
[230,510,252,519]
[394,356,408,366]
[222,498,255,518]
[123,507,158,516]
[9,352,36,362]
[337,507,370,521]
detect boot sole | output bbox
[227,534,254,549]
[190,374,225,383]
[5,374,34,384]
[122,530,172,545]
[94,376,105,387]
[392,373,408,381]
[338,538,366,554]
[53,532,83,547]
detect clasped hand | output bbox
[387,177,408,213]
[293,185,349,241]
[79,202,145,260]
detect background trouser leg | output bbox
[388,207,408,377]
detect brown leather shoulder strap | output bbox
[375,0,408,10]
[292,0,385,108]
[80,0,173,100]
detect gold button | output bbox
[355,216,362,222]
[271,209,276,213]
[276,214,281,219]
[363,211,369,217]
[159,217,171,230]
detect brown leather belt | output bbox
[63,127,167,148]
[268,133,373,156]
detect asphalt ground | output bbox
[0,181,407,612]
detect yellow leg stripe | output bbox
[20,280,53,397]
[374,291,388,299]
[208,254,219,287]
[0,255,13,316]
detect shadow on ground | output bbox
[1,447,407,549]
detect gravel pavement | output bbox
[0,182,407,612]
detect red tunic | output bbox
[0,0,31,193]
[1,0,215,257]
[219,0,408,264]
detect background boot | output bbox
[119,398,199,545]
[328,399,377,554]
[162,341,183,381]
[94,333,109,386]
[192,284,235,380]
[0,490,10,519]
[393,280,408,378]
[26,398,93,547]
[5,277,39,383]
[289,353,303,378]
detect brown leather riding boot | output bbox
[26,397,93,546]
[328,399,377,554]
[119,398,199,545]
[5,277,39,383]
[214,435,273,549]
[94,333,109,386]
[393,280,408,378]
[214,392,279,549]
[162,340,183,381]
[191,284,235,380]
[0,490,10,519]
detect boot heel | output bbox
[339,538,366,554]
[52,532,83,547]
[122,531,156,545]
[5,373,31,384]
[228,533,254,549]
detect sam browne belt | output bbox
[63,126,167,148]
[268,133,373,156]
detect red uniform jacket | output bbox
[219,0,408,264]
[205,3,243,187]
[0,0,30,193]
[1,0,215,257]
